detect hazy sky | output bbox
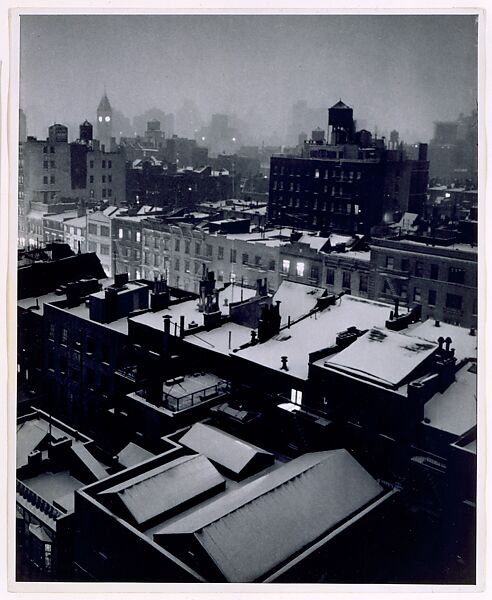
[20,14,478,143]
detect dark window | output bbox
[89,160,94,168]
[342,271,351,289]
[428,290,437,306]
[50,175,55,184]
[430,264,439,280]
[101,344,110,364]
[230,249,237,263]
[102,160,106,168]
[401,259,410,272]
[326,268,335,285]
[310,265,320,281]
[206,244,213,257]
[175,239,180,252]
[50,146,55,154]
[195,242,201,255]
[100,225,110,237]
[185,241,190,254]
[448,267,465,284]
[385,256,394,269]
[48,323,55,340]
[359,274,368,292]
[43,176,48,184]
[89,175,94,183]
[218,246,224,260]
[268,259,276,271]
[43,146,47,154]
[43,161,48,169]
[415,261,424,277]
[108,160,112,169]
[242,253,249,265]
[413,287,422,302]
[446,293,463,310]
[61,327,68,345]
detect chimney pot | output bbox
[280,356,289,371]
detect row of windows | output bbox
[87,241,110,255]
[88,223,110,237]
[42,146,56,154]
[48,324,111,361]
[43,161,56,169]
[273,165,363,180]
[271,196,360,214]
[42,176,56,185]
[384,255,467,284]
[89,159,113,169]
[272,181,355,196]
[142,251,277,273]
[89,175,113,184]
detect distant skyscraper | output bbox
[97,93,113,151]
[19,108,27,142]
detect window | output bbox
[48,323,55,340]
[136,231,141,243]
[342,271,351,289]
[185,240,190,254]
[326,268,335,285]
[242,253,249,265]
[50,160,55,168]
[430,264,439,280]
[100,244,110,255]
[102,188,107,198]
[88,241,97,252]
[175,258,180,271]
[118,228,123,239]
[296,262,305,277]
[291,389,303,406]
[88,223,98,235]
[268,259,276,271]
[230,248,237,263]
[194,261,200,274]
[43,176,48,184]
[413,287,422,302]
[101,344,110,364]
[50,176,55,184]
[386,256,394,269]
[89,175,94,183]
[185,260,190,273]
[446,293,463,310]
[314,169,320,179]
[254,256,262,266]
[310,265,319,281]
[218,246,224,260]
[43,161,48,169]
[43,146,47,154]
[102,175,106,183]
[428,290,437,306]
[100,225,110,237]
[108,160,112,168]
[359,274,368,292]
[195,242,201,255]
[282,259,290,274]
[89,160,94,168]
[50,146,55,154]
[61,327,68,345]
[415,261,424,277]
[448,267,465,284]
[108,175,112,183]
[401,259,410,272]
[207,244,213,257]
[175,239,180,252]
[154,254,160,267]
[102,160,106,168]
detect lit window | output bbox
[314,169,320,179]
[118,228,123,239]
[291,389,303,406]
[296,262,305,277]
[282,259,290,274]
[136,231,141,243]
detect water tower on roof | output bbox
[328,99,354,145]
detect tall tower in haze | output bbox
[97,92,113,151]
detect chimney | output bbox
[162,314,172,356]
[280,356,289,371]
[179,315,185,338]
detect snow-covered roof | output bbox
[406,320,477,362]
[273,280,326,326]
[99,454,225,526]
[323,327,437,388]
[117,442,155,469]
[153,449,383,582]
[235,296,391,381]
[424,361,477,436]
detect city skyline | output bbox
[20,14,478,144]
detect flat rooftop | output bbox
[321,327,437,389]
[406,320,477,362]
[130,284,257,334]
[235,295,392,381]
[424,361,477,437]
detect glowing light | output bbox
[201,136,206,141]
[105,116,111,122]
[98,116,103,122]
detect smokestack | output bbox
[179,315,185,338]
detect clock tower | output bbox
[97,92,113,152]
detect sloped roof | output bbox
[323,327,437,388]
[117,442,154,469]
[16,418,67,468]
[70,442,108,481]
[155,449,383,582]
[330,99,351,109]
[99,454,225,526]
[179,423,273,477]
